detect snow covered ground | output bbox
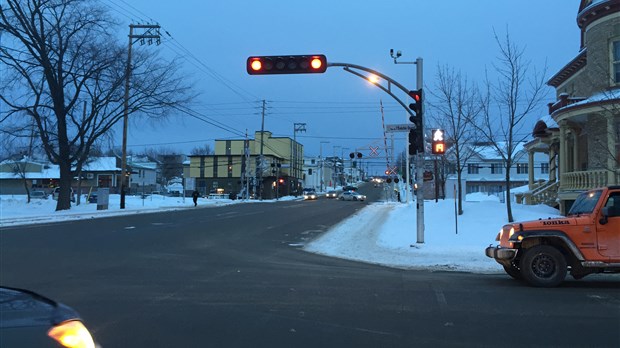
[0,191,563,274]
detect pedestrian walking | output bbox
[192,190,200,207]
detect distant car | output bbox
[326,190,338,198]
[30,191,48,199]
[0,286,99,348]
[339,191,366,201]
[87,192,98,203]
[342,185,358,192]
[303,190,318,200]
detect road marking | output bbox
[433,286,449,312]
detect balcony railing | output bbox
[519,180,559,206]
[560,169,618,191]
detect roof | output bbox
[471,142,526,161]
[552,88,620,116]
[80,157,119,172]
[0,166,60,180]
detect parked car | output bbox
[87,192,98,203]
[0,286,100,348]
[52,187,75,202]
[303,190,318,200]
[30,191,48,199]
[326,190,338,198]
[339,191,366,201]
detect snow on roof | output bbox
[0,166,60,180]
[579,0,609,16]
[472,142,525,160]
[81,157,119,172]
[538,114,558,129]
[556,89,620,113]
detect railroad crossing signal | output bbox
[247,55,327,75]
[431,129,446,155]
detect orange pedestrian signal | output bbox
[247,55,327,75]
[431,129,446,155]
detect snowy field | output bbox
[0,192,563,273]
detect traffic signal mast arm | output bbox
[327,62,417,122]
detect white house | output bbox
[444,143,550,200]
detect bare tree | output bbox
[0,0,193,211]
[478,31,548,222]
[190,144,213,156]
[428,65,483,215]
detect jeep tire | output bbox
[520,245,567,287]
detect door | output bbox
[597,191,620,259]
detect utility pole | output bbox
[258,100,266,200]
[120,23,161,209]
[320,141,330,192]
[292,123,306,195]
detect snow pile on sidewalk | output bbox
[305,199,562,273]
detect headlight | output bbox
[509,227,515,238]
[48,320,96,348]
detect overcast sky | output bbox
[106,0,581,174]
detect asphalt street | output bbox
[1,184,619,347]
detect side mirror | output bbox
[600,207,610,225]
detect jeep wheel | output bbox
[502,264,522,280]
[520,245,567,287]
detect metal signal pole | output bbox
[415,57,425,243]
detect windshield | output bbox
[568,190,603,215]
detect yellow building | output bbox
[188,131,303,199]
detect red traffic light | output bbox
[408,89,422,102]
[247,55,327,75]
[408,89,423,115]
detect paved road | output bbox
[1,185,619,347]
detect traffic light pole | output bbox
[415,57,425,244]
[328,60,425,242]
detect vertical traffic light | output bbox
[247,55,327,75]
[408,89,422,115]
[408,89,424,154]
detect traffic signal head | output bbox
[408,129,424,155]
[408,89,423,115]
[247,55,327,75]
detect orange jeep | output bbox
[486,186,620,287]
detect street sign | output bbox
[385,124,415,133]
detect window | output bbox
[516,163,528,174]
[467,164,479,174]
[613,40,620,84]
[466,184,480,194]
[540,163,549,174]
[491,163,503,174]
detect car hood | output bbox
[0,286,79,328]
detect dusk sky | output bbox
[108,0,581,173]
